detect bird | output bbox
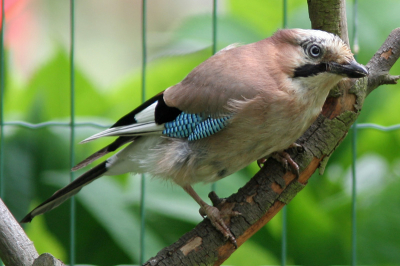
[21,29,368,246]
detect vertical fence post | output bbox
[211,0,217,193]
[140,0,147,264]
[1,6,6,266]
[0,0,6,202]
[351,1,359,265]
[212,0,217,56]
[69,0,76,265]
[0,3,6,264]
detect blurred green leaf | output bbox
[225,239,280,266]
[44,173,165,262]
[5,49,108,122]
[228,0,304,33]
[162,15,264,56]
[25,213,67,262]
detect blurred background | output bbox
[1,0,400,265]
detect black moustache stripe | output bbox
[293,63,328,78]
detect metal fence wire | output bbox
[1,0,399,265]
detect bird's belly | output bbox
[105,135,263,186]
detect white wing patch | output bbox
[81,123,164,143]
[81,101,162,143]
[135,102,157,123]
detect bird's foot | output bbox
[258,143,303,174]
[257,158,267,168]
[199,192,241,248]
[288,142,304,153]
[272,150,300,177]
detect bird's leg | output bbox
[183,185,240,248]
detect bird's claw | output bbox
[257,158,267,168]
[199,201,241,248]
[257,143,304,169]
[272,150,300,177]
[288,142,304,153]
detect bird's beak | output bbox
[328,61,368,78]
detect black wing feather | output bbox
[72,136,133,171]
[111,93,164,128]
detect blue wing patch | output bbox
[162,112,230,141]
[162,113,201,138]
[188,116,230,141]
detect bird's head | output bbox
[271,29,368,81]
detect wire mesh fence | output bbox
[1,0,400,265]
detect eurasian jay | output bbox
[21,29,368,246]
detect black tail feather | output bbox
[72,137,134,171]
[21,161,108,223]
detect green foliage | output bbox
[2,0,400,265]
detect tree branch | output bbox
[0,198,39,266]
[0,199,65,265]
[366,27,400,95]
[307,0,349,46]
[144,1,400,266]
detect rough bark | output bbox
[144,1,400,266]
[32,253,65,266]
[0,202,65,266]
[366,28,400,95]
[0,198,39,266]
[308,0,349,46]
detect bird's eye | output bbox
[308,44,321,58]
